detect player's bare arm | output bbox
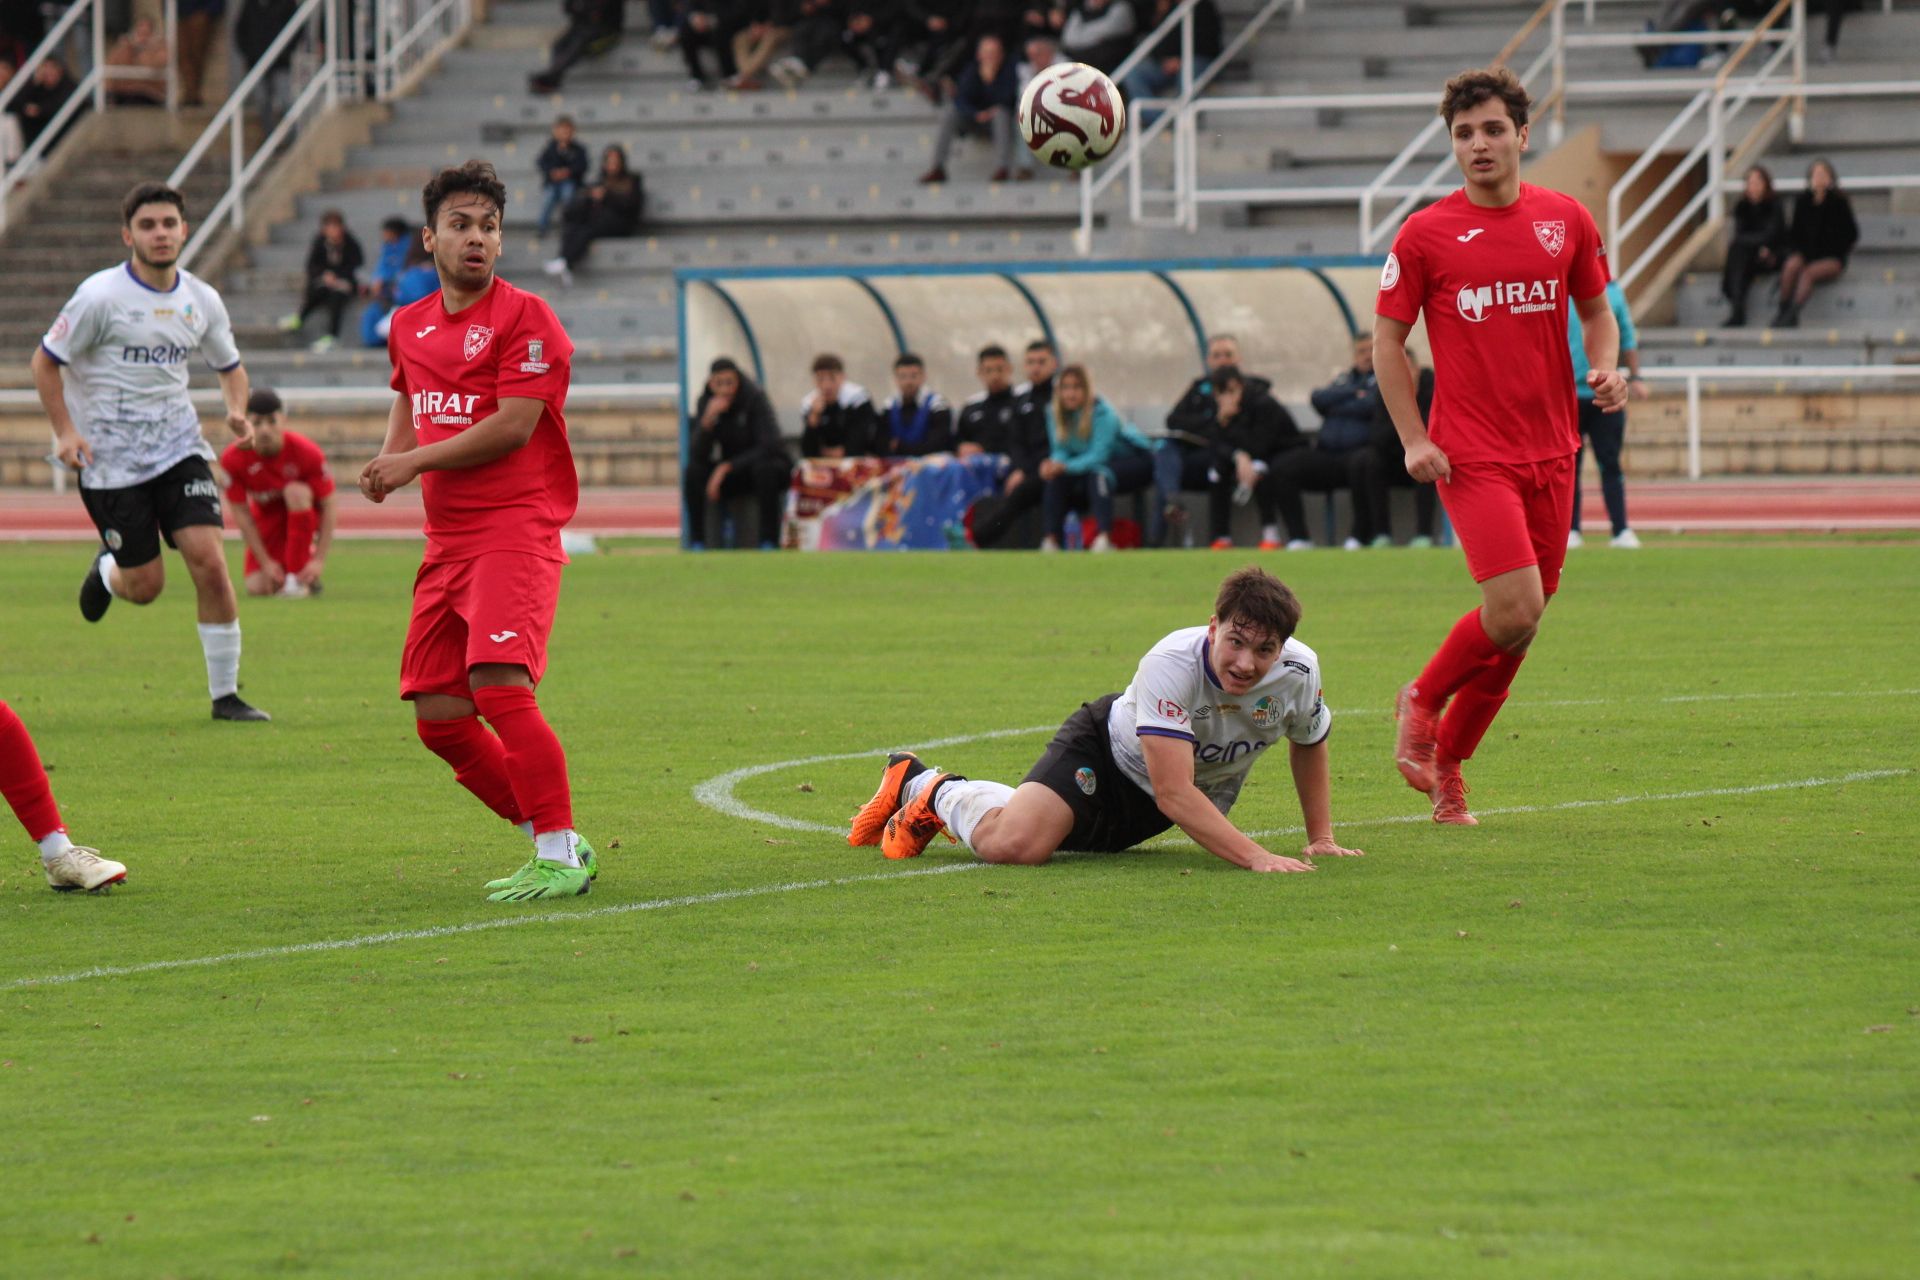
[1374,318,1449,483]
[360,393,423,502]
[1288,738,1363,859]
[1574,293,1627,411]
[30,345,91,469]
[1140,734,1314,873]
[300,493,337,588]
[225,499,284,590]
[216,363,253,445]
[362,397,543,497]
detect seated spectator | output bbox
[685,357,792,550]
[646,0,681,49]
[1361,351,1437,547]
[280,210,363,352]
[1015,337,1058,411]
[535,115,589,237]
[1202,367,1305,551]
[1121,0,1220,121]
[15,55,77,151]
[529,0,626,94]
[680,1,745,89]
[1722,164,1785,328]
[236,0,301,130]
[545,144,643,283]
[1016,32,1060,80]
[1061,0,1137,73]
[799,353,877,457]
[876,353,956,456]
[959,344,1051,548]
[919,34,1029,184]
[732,1,799,89]
[1273,333,1381,548]
[104,18,170,106]
[896,0,971,94]
[1773,158,1858,329]
[356,217,414,347]
[773,2,888,86]
[1569,280,1646,550]
[1154,333,1291,546]
[1038,364,1154,552]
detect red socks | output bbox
[472,685,573,835]
[1412,608,1507,711]
[417,714,525,826]
[283,508,317,575]
[0,699,65,843]
[1437,648,1527,768]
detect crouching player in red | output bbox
[221,387,337,597]
[360,160,596,901]
[1374,68,1627,824]
[2,700,125,891]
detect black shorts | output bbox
[80,455,224,567]
[1022,692,1173,852]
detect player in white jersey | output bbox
[849,567,1363,872]
[31,181,269,722]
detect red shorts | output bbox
[242,503,285,575]
[399,552,564,700]
[1438,455,1577,595]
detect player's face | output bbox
[1206,616,1283,694]
[894,363,926,400]
[813,368,843,399]
[122,202,185,269]
[978,355,1011,393]
[1207,338,1239,371]
[708,370,740,400]
[1024,347,1056,385]
[1449,99,1526,192]
[244,412,285,455]
[425,196,502,291]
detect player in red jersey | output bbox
[220,387,337,597]
[359,160,597,901]
[2,700,126,891]
[1374,68,1627,826]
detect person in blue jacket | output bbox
[1567,279,1646,549]
[1039,363,1154,552]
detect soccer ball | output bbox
[1018,62,1127,172]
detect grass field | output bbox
[1,538,1915,1278]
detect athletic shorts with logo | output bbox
[399,552,564,700]
[1023,692,1173,852]
[1439,455,1577,594]
[80,455,224,567]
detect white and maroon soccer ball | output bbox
[1018,62,1127,172]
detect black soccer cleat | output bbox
[212,693,272,722]
[79,550,112,622]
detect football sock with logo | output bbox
[0,700,65,852]
[1436,648,1526,769]
[932,779,1015,848]
[1412,608,1506,712]
[901,769,940,808]
[96,550,122,599]
[473,685,574,838]
[416,715,526,825]
[283,509,317,576]
[533,829,583,868]
[197,621,242,699]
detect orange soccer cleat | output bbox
[881,772,954,860]
[849,751,926,847]
[1430,767,1478,826]
[1393,681,1440,794]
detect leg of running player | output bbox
[470,664,594,899]
[106,551,166,604]
[0,699,126,891]
[174,524,267,721]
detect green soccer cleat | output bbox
[485,857,590,902]
[483,835,596,890]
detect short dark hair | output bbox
[421,159,507,228]
[977,344,1009,363]
[381,216,410,236]
[320,209,345,227]
[811,353,844,374]
[247,387,284,417]
[1214,567,1302,646]
[554,114,575,128]
[1440,67,1531,128]
[709,356,743,377]
[122,181,185,226]
[1025,339,1056,356]
[894,352,925,371]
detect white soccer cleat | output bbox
[278,578,311,599]
[44,846,128,893]
[1611,528,1642,549]
[1090,533,1113,553]
[1286,539,1315,551]
[1567,529,1584,549]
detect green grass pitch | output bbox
[1,538,1915,1278]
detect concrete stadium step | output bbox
[1637,326,1918,366]
[1674,276,1920,330]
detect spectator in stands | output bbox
[1017,337,1058,411]
[1814,0,1855,62]
[1568,279,1646,549]
[896,0,972,95]
[104,18,169,106]
[1122,0,1219,122]
[535,115,589,236]
[1038,364,1152,552]
[1155,334,1291,546]
[685,357,792,550]
[1061,0,1137,73]
[0,2,43,67]
[1200,366,1305,550]
[545,144,644,284]
[1273,332,1380,549]
[647,0,682,49]
[357,217,414,347]
[15,55,77,150]
[0,62,20,164]
[773,2,885,86]
[680,1,745,89]
[1722,164,1786,328]
[1017,32,1060,79]
[876,353,956,456]
[1361,349,1437,547]
[237,0,301,130]
[528,0,626,94]
[281,210,364,353]
[919,34,1029,184]
[960,344,1050,548]
[731,1,799,89]
[1773,157,1859,329]
[799,352,877,457]
[176,0,224,107]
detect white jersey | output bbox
[1107,626,1332,812]
[41,262,242,490]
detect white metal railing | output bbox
[1640,365,1920,480]
[374,0,474,101]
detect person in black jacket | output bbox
[680,0,747,88]
[897,0,973,90]
[281,210,364,351]
[1154,335,1297,547]
[14,55,77,150]
[1273,332,1381,548]
[1722,164,1785,328]
[1121,0,1220,121]
[534,115,590,236]
[527,0,625,94]
[1361,351,1438,545]
[545,144,643,282]
[686,358,793,549]
[1773,158,1859,329]
[875,353,956,456]
[959,344,1051,548]
[798,352,877,457]
[1202,367,1305,549]
[236,0,300,129]
[919,33,1028,182]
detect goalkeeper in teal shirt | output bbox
[1567,280,1646,548]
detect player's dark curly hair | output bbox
[421,160,507,227]
[1440,67,1531,128]
[122,181,186,225]
[1214,568,1302,645]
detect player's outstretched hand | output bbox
[1301,837,1364,859]
[53,427,94,470]
[1247,851,1316,873]
[226,411,254,445]
[1404,438,1451,484]
[1589,368,1629,412]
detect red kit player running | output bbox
[359,160,596,901]
[1,701,125,891]
[221,387,337,597]
[1374,68,1627,825]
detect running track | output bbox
[2,478,1916,540]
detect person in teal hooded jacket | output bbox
[1038,363,1155,551]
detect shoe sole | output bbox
[849,753,920,847]
[49,872,127,893]
[1393,683,1438,794]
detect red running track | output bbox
[2,478,1917,541]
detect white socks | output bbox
[197,621,242,699]
[516,820,535,839]
[535,829,583,868]
[96,551,121,598]
[38,830,73,863]
[931,779,1015,849]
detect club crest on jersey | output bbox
[463,324,494,361]
[528,339,543,362]
[1074,767,1097,796]
[1250,696,1281,728]
[1533,220,1567,257]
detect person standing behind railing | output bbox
[236,0,302,132]
[1721,164,1785,329]
[1773,158,1858,329]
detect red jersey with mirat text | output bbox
[219,430,335,509]
[1375,183,1610,465]
[386,277,577,563]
